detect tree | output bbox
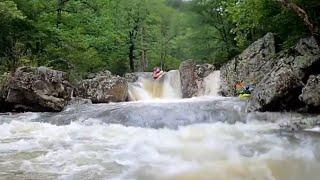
[278,0,319,44]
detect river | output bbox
[0,71,319,180]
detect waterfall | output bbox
[202,70,221,96]
[196,70,221,97]
[128,69,221,101]
[128,70,182,101]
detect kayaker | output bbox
[152,67,164,80]
[235,81,246,95]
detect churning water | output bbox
[128,70,222,101]
[0,72,319,179]
[0,97,320,180]
[128,70,183,101]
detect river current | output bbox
[0,97,320,180]
[1,71,320,179]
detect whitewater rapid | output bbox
[0,119,319,179]
[0,65,318,179]
[128,70,221,101]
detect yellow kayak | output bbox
[239,94,251,100]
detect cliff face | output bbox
[221,33,320,113]
[220,33,276,97]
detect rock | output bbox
[179,60,216,98]
[124,73,139,83]
[247,64,304,111]
[220,33,276,96]
[67,97,92,106]
[248,37,320,112]
[76,70,128,103]
[294,36,320,55]
[86,70,112,79]
[299,75,320,111]
[179,60,198,98]
[279,116,320,132]
[0,73,10,112]
[195,63,215,78]
[5,66,72,112]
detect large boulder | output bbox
[220,33,276,96]
[5,66,72,112]
[0,73,12,112]
[299,75,320,112]
[179,60,216,98]
[124,73,139,83]
[76,70,128,103]
[248,37,320,112]
[247,64,304,111]
[179,60,198,98]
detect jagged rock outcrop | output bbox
[0,73,12,112]
[220,33,276,96]
[299,75,320,111]
[5,66,72,112]
[179,60,198,98]
[195,63,215,79]
[248,37,320,112]
[75,70,128,103]
[280,116,320,132]
[247,64,304,111]
[124,73,139,83]
[179,60,216,98]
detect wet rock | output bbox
[76,70,128,103]
[179,60,216,98]
[279,116,320,132]
[299,75,320,111]
[195,63,215,79]
[5,66,72,112]
[247,65,304,111]
[0,73,11,112]
[179,60,198,98]
[248,37,320,112]
[124,73,139,83]
[220,33,276,96]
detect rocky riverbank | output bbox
[221,33,320,113]
[1,33,319,115]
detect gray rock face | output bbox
[124,73,139,83]
[76,70,128,103]
[179,60,216,98]
[195,63,215,79]
[248,37,320,112]
[299,75,320,111]
[5,66,72,112]
[247,64,304,111]
[0,73,10,112]
[220,33,276,96]
[179,60,198,98]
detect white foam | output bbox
[128,70,182,101]
[0,120,319,179]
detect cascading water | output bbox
[0,98,320,179]
[198,70,221,97]
[0,69,319,179]
[128,70,182,101]
[128,70,222,101]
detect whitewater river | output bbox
[0,97,320,180]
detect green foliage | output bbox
[0,0,319,79]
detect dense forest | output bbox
[0,0,319,81]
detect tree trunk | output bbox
[128,24,140,72]
[279,0,319,45]
[57,0,62,28]
[129,40,135,72]
[56,0,69,28]
[140,27,147,71]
